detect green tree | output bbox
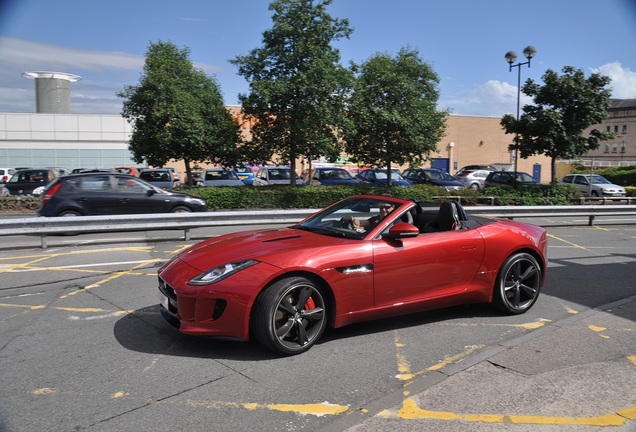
[230,0,353,185]
[118,41,240,185]
[501,66,613,184]
[344,47,447,185]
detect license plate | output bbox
[159,291,170,310]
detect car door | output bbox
[114,176,163,213]
[372,228,485,308]
[73,174,120,214]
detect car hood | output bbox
[176,227,364,272]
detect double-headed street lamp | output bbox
[505,45,536,188]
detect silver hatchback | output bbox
[454,169,491,190]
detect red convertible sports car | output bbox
[158,195,548,356]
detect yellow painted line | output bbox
[436,318,551,330]
[628,356,636,367]
[0,246,155,262]
[394,331,414,381]
[33,388,56,395]
[379,398,635,427]
[0,302,46,310]
[60,258,160,298]
[186,399,349,417]
[111,391,128,399]
[547,233,593,252]
[422,345,484,373]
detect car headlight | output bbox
[189,260,258,285]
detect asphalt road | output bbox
[0,223,635,431]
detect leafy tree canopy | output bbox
[118,40,240,183]
[230,0,353,184]
[344,47,448,185]
[501,66,613,183]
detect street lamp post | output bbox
[505,46,536,188]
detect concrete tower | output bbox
[22,71,82,114]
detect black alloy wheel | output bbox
[493,253,542,314]
[252,276,327,356]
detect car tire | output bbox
[470,183,480,190]
[58,210,82,217]
[252,276,327,356]
[170,206,191,213]
[493,253,541,314]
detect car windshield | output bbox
[294,196,399,240]
[425,170,453,180]
[375,170,405,180]
[590,175,611,184]
[320,169,353,180]
[516,173,536,182]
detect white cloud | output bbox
[0,37,229,114]
[590,62,636,99]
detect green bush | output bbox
[0,183,602,213]
[480,184,576,206]
[184,183,578,209]
[0,195,40,212]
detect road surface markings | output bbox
[378,398,636,427]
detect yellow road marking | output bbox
[629,356,636,367]
[186,399,349,417]
[60,258,160,298]
[379,398,635,427]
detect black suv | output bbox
[38,172,207,217]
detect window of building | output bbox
[614,125,619,134]
[611,143,618,153]
[606,125,611,132]
[621,142,626,153]
[604,143,610,153]
[622,125,627,134]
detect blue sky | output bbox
[1,0,635,117]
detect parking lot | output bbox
[0,224,635,431]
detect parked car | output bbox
[457,164,497,174]
[162,167,181,184]
[139,169,178,189]
[305,167,358,186]
[4,168,59,195]
[157,195,547,355]
[0,167,16,183]
[402,168,465,191]
[199,169,245,187]
[559,174,626,197]
[355,169,413,186]
[114,166,140,177]
[38,172,208,216]
[484,171,539,188]
[252,166,302,186]
[454,169,492,190]
[234,167,255,185]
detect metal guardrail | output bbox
[1,205,635,249]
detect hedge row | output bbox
[3,184,633,213]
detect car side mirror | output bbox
[382,222,419,240]
[146,189,156,196]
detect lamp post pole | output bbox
[505,46,536,188]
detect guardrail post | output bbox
[41,235,48,249]
[588,215,596,226]
[184,228,190,241]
